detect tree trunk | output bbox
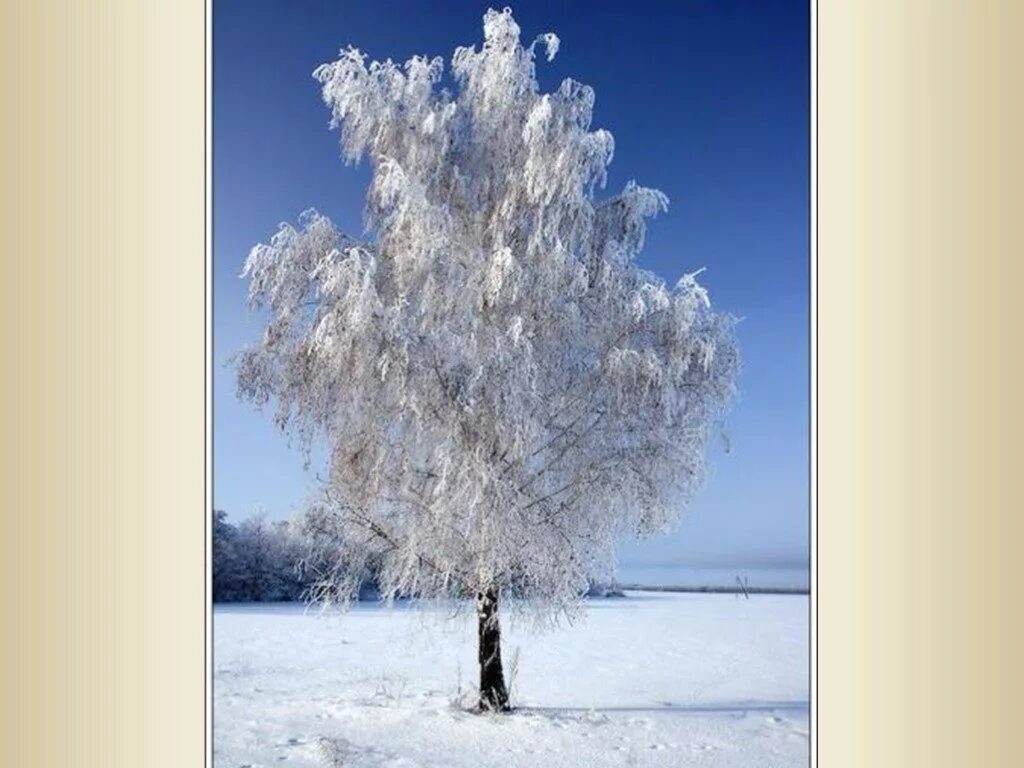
[476,588,510,712]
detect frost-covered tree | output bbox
[237,8,738,711]
[212,510,329,602]
[212,510,245,601]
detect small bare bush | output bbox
[317,736,355,767]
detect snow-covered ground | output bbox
[214,592,809,767]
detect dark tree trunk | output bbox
[476,588,510,712]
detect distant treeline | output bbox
[618,584,809,596]
[213,510,625,603]
[213,509,390,602]
[212,510,320,602]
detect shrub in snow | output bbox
[584,582,626,599]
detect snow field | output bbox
[214,592,808,767]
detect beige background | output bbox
[1,1,1020,765]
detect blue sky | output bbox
[213,0,809,571]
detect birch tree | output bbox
[237,7,739,712]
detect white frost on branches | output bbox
[237,8,739,622]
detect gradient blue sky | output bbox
[214,0,809,571]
